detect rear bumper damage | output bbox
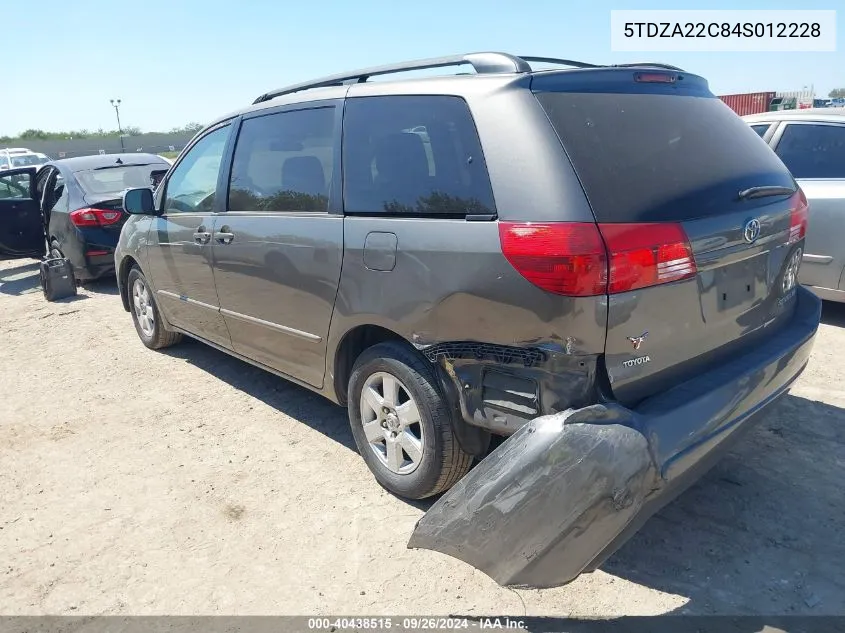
[408,286,821,589]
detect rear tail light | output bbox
[498,223,607,296]
[499,221,697,297]
[600,223,697,293]
[69,207,123,227]
[788,188,808,245]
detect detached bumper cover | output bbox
[408,286,821,589]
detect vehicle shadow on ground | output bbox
[0,260,87,303]
[0,260,41,296]
[820,299,845,327]
[80,277,120,296]
[160,337,357,452]
[603,394,845,615]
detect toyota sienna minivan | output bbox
[109,52,820,588]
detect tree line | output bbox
[0,123,204,144]
[4,90,842,143]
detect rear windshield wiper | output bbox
[737,185,797,201]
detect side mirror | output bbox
[123,187,156,215]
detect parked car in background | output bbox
[0,153,170,279]
[109,52,821,589]
[744,108,845,302]
[1,147,51,170]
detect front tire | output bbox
[348,341,472,499]
[127,266,182,350]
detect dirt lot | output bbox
[1,257,844,617]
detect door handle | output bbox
[215,225,234,245]
[193,230,211,244]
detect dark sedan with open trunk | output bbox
[0,153,170,280]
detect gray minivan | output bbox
[112,52,820,588]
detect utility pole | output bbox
[110,99,125,152]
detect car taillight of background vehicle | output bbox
[498,221,697,297]
[788,188,809,245]
[69,208,123,227]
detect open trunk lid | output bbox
[532,69,807,406]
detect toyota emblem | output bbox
[743,218,761,244]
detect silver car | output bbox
[744,108,845,302]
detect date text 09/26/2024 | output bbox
[307,617,526,630]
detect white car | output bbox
[0,147,51,170]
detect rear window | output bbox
[343,95,496,217]
[750,124,771,137]
[774,123,845,179]
[74,164,164,195]
[534,89,794,222]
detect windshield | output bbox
[10,154,48,167]
[73,164,164,196]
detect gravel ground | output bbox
[1,257,844,617]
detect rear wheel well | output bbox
[334,325,408,406]
[118,256,139,311]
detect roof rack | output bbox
[253,52,601,104]
[253,52,531,104]
[252,53,684,104]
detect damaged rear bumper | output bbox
[408,286,821,589]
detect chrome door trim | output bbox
[157,289,219,312]
[220,308,322,342]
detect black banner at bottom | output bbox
[0,616,844,633]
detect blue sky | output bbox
[0,0,841,136]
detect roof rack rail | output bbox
[253,52,532,104]
[518,56,602,69]
[251,53,677,105]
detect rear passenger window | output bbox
[343,96,495,217]
[228,107,335,212]
[775,124,845,179]
[750,124,771,138]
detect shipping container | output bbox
[719,92,776,116]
